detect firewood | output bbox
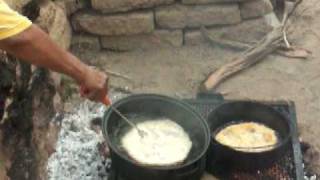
[89,65,133,81]
[277,46,311,59]
[201,27,311,60]
[202,0,303,91]
[104,69,132,81]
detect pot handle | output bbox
[102,96,112,106]
[174,158,206,178]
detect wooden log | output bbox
[203,27,283,90]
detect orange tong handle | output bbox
[102,96,112,106]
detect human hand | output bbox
[79,67,108,102]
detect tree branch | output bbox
[201,0,303,91]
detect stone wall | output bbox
[70,0,275,51]
[2,1,68,180]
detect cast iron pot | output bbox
[206,101,293,174]
[103,94,210,180]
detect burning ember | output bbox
[47,102,108,180]
[47,92,127,180]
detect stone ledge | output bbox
[155,4,241,29]
[72,11,154,36]
[185,17,273,46]
[92,0,174,13]
[5,0,31,12]
[71,35,101,52]
[101,30,183,51]
[63,0,90,16]
[240,0,273,19]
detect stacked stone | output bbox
[70,0,274,51]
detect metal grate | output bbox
[212,144,295,180]
[109,94,304,180]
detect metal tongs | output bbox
[102,96,147,138]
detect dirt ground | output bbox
[73,0,320,175]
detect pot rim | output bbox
[102,94,211,170]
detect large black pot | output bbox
[206,101,293,174]
[103,94,210,180]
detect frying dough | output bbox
[121,119,192,166]
[215,122,278,152]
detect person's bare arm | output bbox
[0,24,108,101]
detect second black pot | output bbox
[206,101,293,174]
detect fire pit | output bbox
[47,93,305,180]
[108,93,304,180]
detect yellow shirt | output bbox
[0,0,32,40]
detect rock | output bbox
[28,68,62,180]
[155,4,241,29]
[50,71,62,94]
[71,34,101,52]
[184,17,272,46]
[182,0,250,4]
[210,16,273,43]
[0,130,11,180]
[4,0,32,12]
[92,0,174,13]
[32,103,61,180]
[35,1,72,50]
[62,0,89,16]
[72,11,154,36]
[3,64,61,180]
[53,92,63,112]
[101,30,183,51]
[240,0,273,19]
